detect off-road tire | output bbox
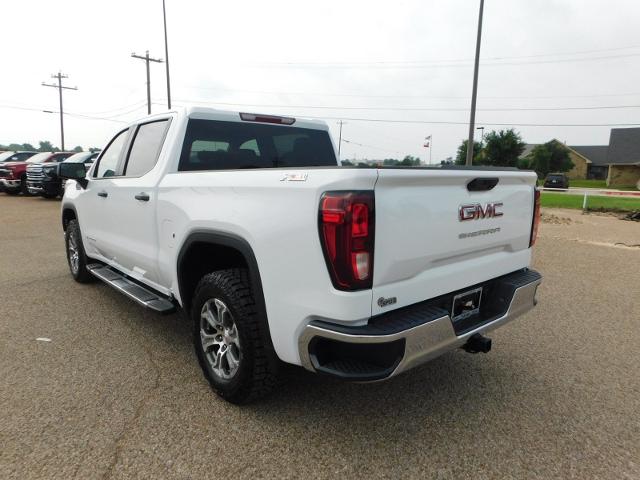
[65,219,93,283]
[192,269,279,404]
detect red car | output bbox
[0,152,73,195]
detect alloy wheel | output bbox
[200,298,242,380]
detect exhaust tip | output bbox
[463,333,492,354]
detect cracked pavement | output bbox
[1,196,639,479]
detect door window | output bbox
[94,129,129,178]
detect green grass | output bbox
[540,192,640,212]
[568,179,607,188]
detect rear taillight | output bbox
[529,188,541,247]
[319,191,375,291]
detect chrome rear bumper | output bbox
[298,269,542,381]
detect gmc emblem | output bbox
[459,202,503,221]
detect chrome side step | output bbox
[87,263,176,314]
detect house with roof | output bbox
[605,127,640,187]
[521,142,609,180]
[521,127,640,188]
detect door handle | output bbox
[135,192,150,201]
[97,191,108,198]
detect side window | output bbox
[10,153,29,161]
[124,120,170,177]
[95,129,129,178]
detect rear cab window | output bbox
[178,119,336,171]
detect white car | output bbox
[59,107,542,403]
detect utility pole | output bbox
[162,0,172,109]
[131,51,163,114]
[477,126,485,148]
[465,0,485,166]
[337,120,347,158]
[42,72,77,151]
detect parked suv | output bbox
[0,152,72,195]
[28,151,98,198]
[59,107,542,403]
[543,173,569,190]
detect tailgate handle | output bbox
[467,177,499,192]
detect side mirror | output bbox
[58,162,88,189]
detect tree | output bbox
[88,147,101,153]
[38,140,59,152]
[0,143,37,151]
[341,159,354,166]
[455,140,482,165]
[526,140,574,178]
[482,129,525,167]
[400,155,420,166]
[72,145,83,152]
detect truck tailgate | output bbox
[371,168,537,316]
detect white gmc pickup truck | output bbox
[59,107,542,403]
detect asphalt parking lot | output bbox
[1,196,639,479]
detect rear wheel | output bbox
[4,188,19,195]
[192,269,279,404]
[65,219,93,283]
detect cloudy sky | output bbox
[2,0,640,162]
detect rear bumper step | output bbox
[298,269,541,381]
[87,263,176,314]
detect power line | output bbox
[230,44,640,67]
[176,85,640,101]
[77,100,148,116]
[234,52,640,69]
[65,112,128,123]
[341,138,402,154]
[3,100,638,133]
[100,104,150,119]
[0,104,127,123]
[169,98,640,113]
[310,116,640,128]
[166,102,640,127]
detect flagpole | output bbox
[424,135,432,165]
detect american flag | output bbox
[423,135,432,148]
